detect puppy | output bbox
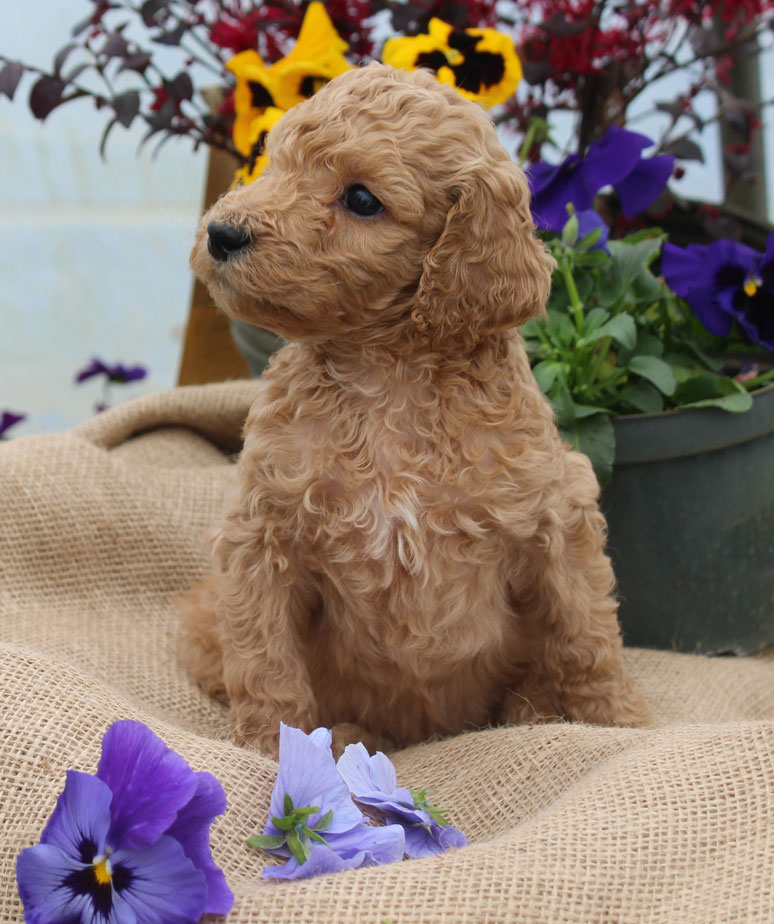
[181,62,649,756]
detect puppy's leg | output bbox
[178,574,227,703]
[503,454,649,728]
[330,723,395,759]
[214,513,319,757]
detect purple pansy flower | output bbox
[74,359,147,385]
[16,720,233,924]
[0,410,26,439]
[337,743,468,858]
[528,125,675,231]
[248,724,405,880]
[662,232,774,350]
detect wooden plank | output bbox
[177,149,250,385]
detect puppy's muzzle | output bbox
[207,222,251,262]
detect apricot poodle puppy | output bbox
[181,62,649,756]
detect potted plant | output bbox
[2,0,771,652]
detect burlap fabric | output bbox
[1,380,773,924]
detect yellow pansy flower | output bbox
[226,2,351,158]
[382,18,522,108]
[232,106,286,187]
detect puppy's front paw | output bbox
[331,723,394,758]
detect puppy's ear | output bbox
[415,161,554,344]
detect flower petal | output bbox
[262,823,406,880]
[661,242,708,299]
[262,843,352,880]
[163,772,233,916]
[582,125,652,192]
[97,721,199,851]
[760,232,774,291]
[615,154,674,217]
[402,820,469,858]
[16,843,98,924]
[39,770,112,861]
[528,156,592,231]
[266,725,362,837]
[110,836,207,924]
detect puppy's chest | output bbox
[252,419,495,571]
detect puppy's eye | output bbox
[342,185,384,217]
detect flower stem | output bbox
[561,257,585,332]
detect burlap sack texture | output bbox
[1,381,773,924]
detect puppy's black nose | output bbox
[207,222,251,262]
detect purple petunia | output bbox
[661,232,774,350]
[337,743,468,858]
[16,720,233,924]
[74,358,148,385]
[528,125,675,232]
[249,724,405,880]
[0,410,26,439]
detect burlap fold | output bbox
[1,381,772,924]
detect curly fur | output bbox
[181,63,649,756]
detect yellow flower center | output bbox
[93,856,112,886]
[744,276,760,297]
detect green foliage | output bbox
[523,218,754,484]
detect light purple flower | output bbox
[337,743,468,858]
[528,125,674,231]
[249,724,405,880]
[16,720,233,924]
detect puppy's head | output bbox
[191,62,553,348]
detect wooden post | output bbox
[177,148,250,385]
[721,36,769,222]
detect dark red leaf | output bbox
[165,71,193,101]
[140,0,171,27]
[53,43,79,76]
[101,28,132,58]
[0,62,24,100]
[117,52,152,74]
[152,22,188,46]
[29,75,66,119]
[112,89,140,127]
[99,116,119,158]
[662,136,705,162]
[64,62,91,83]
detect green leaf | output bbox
[287,828,310,865]
[598,237,665,308]
[578,313,637,351]
[532,360,568,393]
[272,815,294,831]
[558,414,616,486]
[246,834,287,850]
[633,333,664,357]
[573,249,610,268]
[562,213,579,245]
[545,309,576,348]
[577,226,602,251]
[617,382,664,414]
[584,307,610,333]
[675,374,753,412]
[627,355,676,395]
[283,793,294,815]
[314,809,334,832]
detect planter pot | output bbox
[601,384,774,654]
